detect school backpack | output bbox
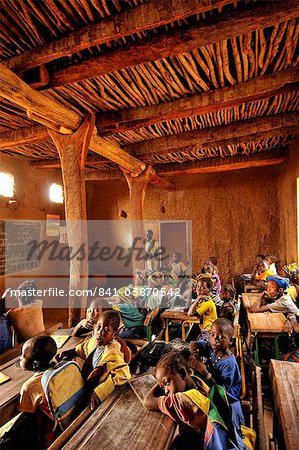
[0,314,12,353]
[41,361,85,431]
[184,385,256,450]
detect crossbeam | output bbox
[96,68,299,135]
[126,113,299,157]
[6,0,231,74]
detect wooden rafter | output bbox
[6,0,231,74]
[156,151,287,175]
[144,127,296,163]
[126,113,299,157]
[0,64,81,133]
[31,156,110,169]
[84,148,287,179]
[96,68,299,135]
[0,124,48,149]
[0,63,146,174]
[44,2,298,88]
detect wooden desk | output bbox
[247,313,286,336]
[270,360,299,450]
[241,293,261,309]
[61,374,175,450]
[0,336,83,427]
[161,310,200,342]
[244,283,260,293]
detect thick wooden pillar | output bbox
[123,166,156,275]
[48,114,95,327]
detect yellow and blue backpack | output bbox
[41,361,85,430]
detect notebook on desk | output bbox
[0,372,10,385]
[51,328,73,348]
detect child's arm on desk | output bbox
[250,301,270,313]
[250,293,272,313]
[143,383,162,411]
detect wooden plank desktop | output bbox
[241,293,261,309]
[161,309,200,342]
[270,360,299,450]
[0,336,83,427]
[247,312,286,335]
[61,374,175,450]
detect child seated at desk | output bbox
[265,255,278,275]
[72,298,110,337]
[201,261,221,295]
[219,284,236,322]
[251,260,274,284]
[280,263,299,302]
[189,318,241,399]
[59,310,131,410]
[250,276,299,315]
[18,335,57,447]
[143,351,209,449]
[112,296,146,340]
[170,252,188,281]
[188,274,217,338]
[7,280,45,343]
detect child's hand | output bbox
[189,341,198,354]
[90,392,101,411]
[197,295,210,302]
[85,319,95,330]
[56,349,75,362]
[189,354,207,375]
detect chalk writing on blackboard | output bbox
[0,220,41,275]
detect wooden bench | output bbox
[0,335,83,427]
[270,359,299,450]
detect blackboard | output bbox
[0,220,41,275]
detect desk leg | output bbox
[182,323,186,342]
[165,320,169,343]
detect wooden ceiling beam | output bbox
[31,156,110,168]
[48,1,299,88]
[6,0,231,74]
[85,170,122,181]
[96,68,299,135]
[0,63,82,133]
[85,169,174,189]
[0,124,48,149]
[127,113,299,157]
[84,148,287,180]
[156,150,287,175]
[0,63,145,174]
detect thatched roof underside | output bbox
[0,0,298,175]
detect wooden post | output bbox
[123,166,156,275]
[48,114,95,327]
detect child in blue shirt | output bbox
[190,318,241,399]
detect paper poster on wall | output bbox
[46,214,60,237]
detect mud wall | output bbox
[0,155,68,324]
[87,164,282,283]
[277,139,299,264]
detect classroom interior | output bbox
[0,1,298,449]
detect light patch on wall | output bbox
[49,183,63,203]
[0,172,14,197]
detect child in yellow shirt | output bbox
[59,310,131,410]
[188,274,217,338]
